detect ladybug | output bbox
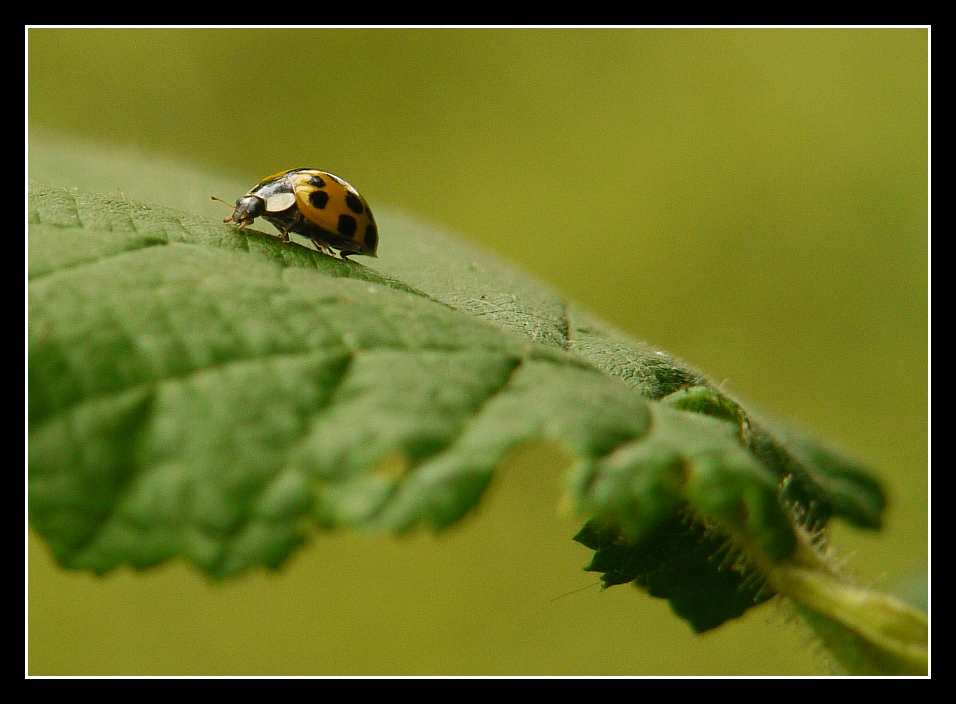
[213,168,378,259]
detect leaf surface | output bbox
[28,136,886,635]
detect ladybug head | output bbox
[211,194,265,228]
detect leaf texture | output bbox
[29,168,885,631]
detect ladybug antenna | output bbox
[210,195,234,209]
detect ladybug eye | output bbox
[237,195,265,218]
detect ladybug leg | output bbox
[310,240,337,258]
[278,225,292,243]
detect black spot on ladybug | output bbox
[309,190,330,209]
[337,214,358,237]
[365,225,378,251]
[307,175,327,188]
[344,191,365,215]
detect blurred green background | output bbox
[28,28,927,675]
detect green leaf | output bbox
[28,134,890,645]
[574,517,774,633]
